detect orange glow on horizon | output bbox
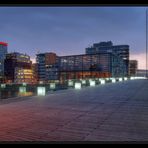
[31,58,36,63]
[130,53,146,70]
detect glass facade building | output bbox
[58,53,126,82]
[85,41,129,76]
[37,52,127,83]
[37,42,129,83]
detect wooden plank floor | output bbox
[0,79,148,141]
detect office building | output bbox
[0,42,8,82]
[58,52,126,82]
[37,52,126,83]
[15,68,37,84]
[32,63,38,82]
[36,42,129,83]
[4,52,32,83]
[129,60,138,76]
[36,52,59,83]
[85,41,129,76]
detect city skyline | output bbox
[0,7,147,69]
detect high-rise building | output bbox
[85,41,129,76]
[129,60,138,76]
[0,42,8,82]
[4,52,32,83]
[36,52,59,83]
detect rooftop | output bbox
[0,42,8,46]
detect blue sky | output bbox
[0,7,147,69]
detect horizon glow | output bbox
[0,7,147,69]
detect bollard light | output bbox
[68,80,74,87]
[124,77,128,81]
[74,82,81,89]
[100,79,105,84]
[90,80,96,86]
[119,78,123,82]
[82,80,86,85]
[130,77,135,80]
[37,87,46,96]
[50,83,56,90]
[105,78,109,81]
[19,87,26,93]
[112,78,116,83]
[22,83,27,87]
[1,84,6,89]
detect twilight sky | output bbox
[0,7,147,69]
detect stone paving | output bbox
[0,79,148,141]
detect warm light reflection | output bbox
[18,92,33,97]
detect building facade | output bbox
[85,41,129,76]
[37,52,127,83]
[36,42,129,83]
[36,52,59,83]
[0,42,8,82]
[129,60,138,76]
[32,63,38,82]
[136,69,147,77]
[14,68,37,84]
[4,52,32,83]
[58,53,126,82]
